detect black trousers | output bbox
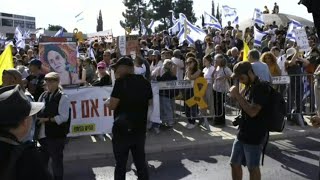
[213,90,226,124]
[112,134,149,180]
[39,137,66,180]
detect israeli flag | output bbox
[75,11,84,23]
[23,30,31,39]
[54,28,64,37]
[179,13,187,29]
[171,11,177,24]
[35,28,44,39]
[178,19,207,45]
[89,47,96,60]
[286,19,302,42]
[148,19,155,29]
[254,27,267,47]
[203,11,222,30]
[14,26,25,49]
[253,8,264,27]
[222,5,238,26]
[140,20,147,35]
[169,21,180,35]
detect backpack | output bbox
[264,82,286,132]
[261,82,286,165]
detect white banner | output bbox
[293,28,311,52]
[64,85,160,136]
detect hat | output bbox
[163,59,173,68]
[110,57,134,69]
[0,85,44,124]
[44,72,60,81]
[286,48,296,58]
[173,49,181,57]
[152,50,160,56]
[148,49,154,56]
[188,44,196,49]
[3,69,22,80]
[231,61,253,79]
[29,59,42,67]
[97,61,107,69]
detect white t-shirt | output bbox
[202,66,215,84]
[277,55,287,76]
[171,57,184,80]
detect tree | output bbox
[47,24,67,32]
[149,0,173,31]
[97,10,103,32]
[174,0,196,24]
[120,0,148,34]
[211,0,215,17]
[216,3,222,24]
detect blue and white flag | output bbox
[168,21,181,35]
[254,27,267,47]
[253,8,264,27]
[140,20,147,35]
[222,5,238,26]
[23,30,31,39]
[179,13,187,29]
[171,11,177,24]
[286,19,302,42]
[177,19,207,45]
[203,11,222,30]
[148,19,155,29]
[14,26,25,49]
[75,11,84,23]
[89,47,96,60]
[54,28,64,37]
[35,28,44,39]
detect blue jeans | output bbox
[160,96,174,125]
[230,138,263,170]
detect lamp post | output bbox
[137,5,144,36]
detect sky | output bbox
[0,0,313,36]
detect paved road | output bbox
[64,135,320,180]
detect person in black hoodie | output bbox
[157,59,178,127]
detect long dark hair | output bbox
[43,44,77,73]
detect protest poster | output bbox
[39,37,81,86]
[293,28,310,52]
[64,85,161,136]
[117,35,139,57]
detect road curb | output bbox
[64,128,319,162]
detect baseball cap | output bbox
[152,50,160,56]
[173,49,181,57]
[97,61,107,69]
[3,69,22,80]
[29,59,42,67]
[110,57,134,69]
[44,72,60,81]
[286,48,296,58]
[231,61,253,79]
[0,85,44,124]
[148,49,154,56]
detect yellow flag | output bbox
[0,45,14,85]
[243,42,250,61]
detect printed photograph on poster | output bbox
[39,42,81,85]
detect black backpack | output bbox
[264,82,286,132]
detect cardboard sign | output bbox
[293,28,310,52]
[118,35,139,56]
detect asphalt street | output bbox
[64,134,320,180]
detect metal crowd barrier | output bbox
[155,74,317,126]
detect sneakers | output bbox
[154,127,160,134]
[186,123,196,129]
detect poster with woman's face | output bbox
[39,42,80,85]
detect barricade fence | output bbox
[63,74,316,136]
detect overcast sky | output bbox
[0,0,313,36]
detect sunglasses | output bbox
[98,67,106,69]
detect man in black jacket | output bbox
[107,57,153,180]
[0,85,51,180]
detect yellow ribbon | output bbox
[185,77,208,110]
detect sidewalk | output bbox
[64,116,320,162]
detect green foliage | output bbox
[97,10,103,32]
[48,24,67,32]
[174,0,196,24]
